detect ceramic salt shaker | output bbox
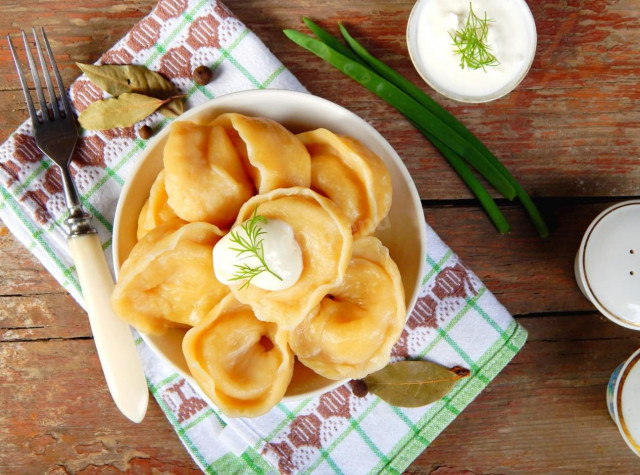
[574,200,640,330]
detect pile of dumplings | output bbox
[111,113,406,418]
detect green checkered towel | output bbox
[0,0,527,473]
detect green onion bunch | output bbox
[284,19,549,237]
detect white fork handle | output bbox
[68,233,148,423]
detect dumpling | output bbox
[290,236,406,380]
[111,221,229,335]
[163,120,254,229]
[298,128,392,237]
[137,169,186,240]
[182,294,294,418]
[227,187,352,329]
[210,113,311,193]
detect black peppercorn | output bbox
[138,124,153,140]
[193,65,213,86]
[350,379,368,398]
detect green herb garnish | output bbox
[449,2,500,71]
[228,207,282,289]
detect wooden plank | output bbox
[0,338,200,473]
[0,293,89,342]
[1,313,638,473]
[0,198,618,337]
[0,225,76,295]
[229,1,640,199]
[1,0,639,200]
[425,198,628,316]
[410,313,640,474]
[0,0,157,139]
[1,199,637,472]
[0,0,639,472]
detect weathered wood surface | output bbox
[1,0,640,473]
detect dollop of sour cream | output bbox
[407,0,537,102]
[213,218,303,291]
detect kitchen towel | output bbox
[0,0,527,473]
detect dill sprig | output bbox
[449,2,500,71]
[228,207,282,289]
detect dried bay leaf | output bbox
[78,93,173,130]
[159,97,184,118]
[361,360,470,408]
[76,63,177,99]
[77,63,186,128]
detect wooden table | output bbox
[1,0,639,472]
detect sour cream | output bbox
[407,0,537,102]
[213,218,303,291]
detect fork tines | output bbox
[7,27,73,125]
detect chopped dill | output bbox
[449,2,500,71]
[227,206,282,289]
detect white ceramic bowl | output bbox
[112,89,427,402]
[406,0,537,103]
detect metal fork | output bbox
[7,28,148,423]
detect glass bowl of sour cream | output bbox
[407,0,537,103]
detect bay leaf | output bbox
[361,360,470,408]
[78,93,172,130]
[76,63,177,99]
[159,97,184,118]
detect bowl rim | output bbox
[112,88,428,403]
